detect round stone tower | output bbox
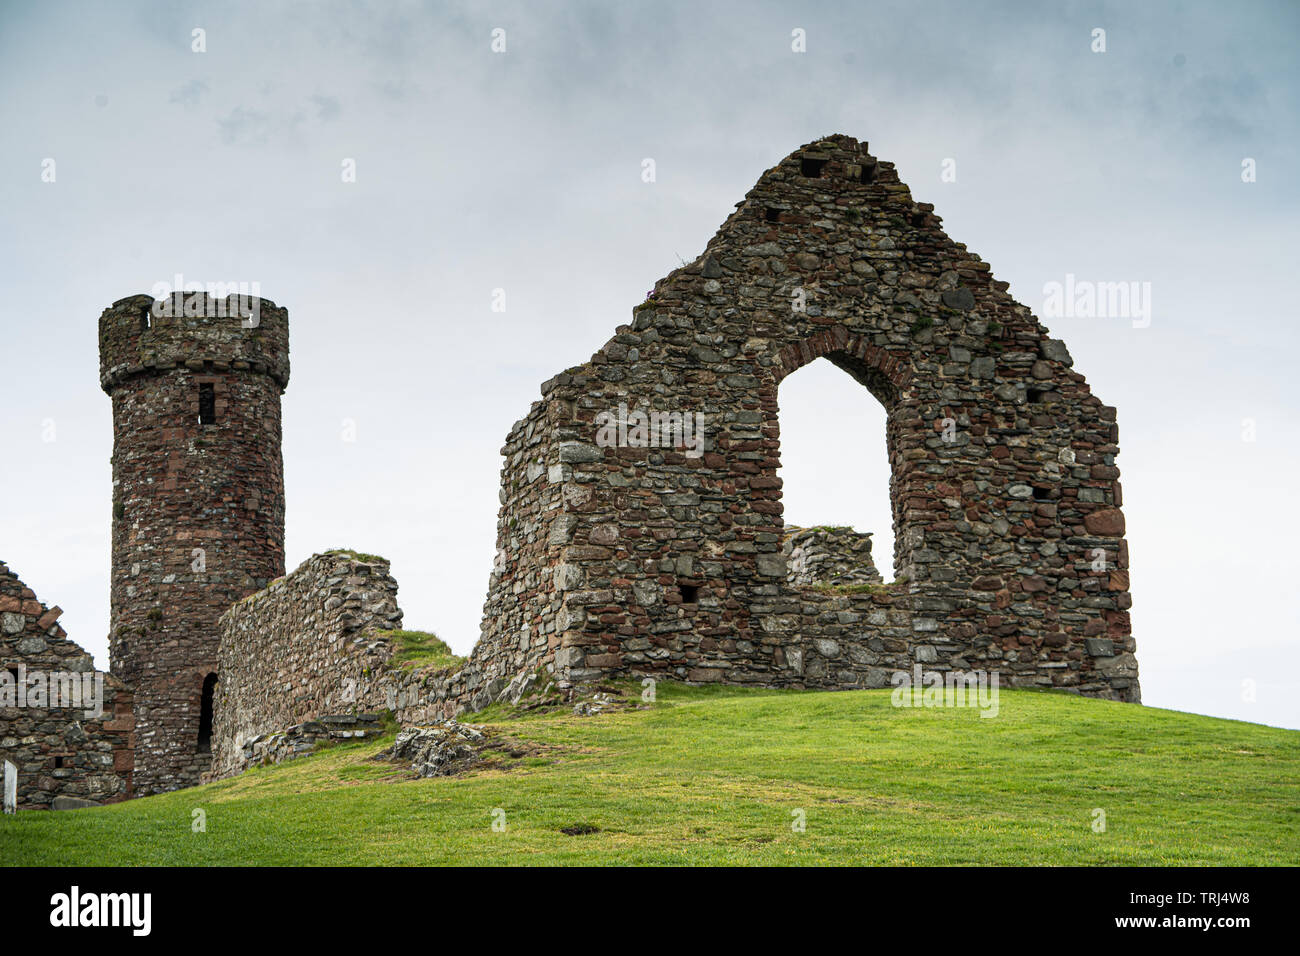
[99,291,289,794]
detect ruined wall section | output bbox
[211,550,524,780]
[100,292,290,793]
[208,552,403,779]
[783,526,882,587]
[469,400,573,686]
[0,562,134,809]
[478,135,1136,702]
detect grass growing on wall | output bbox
[2,684,1297,866]
[322,548,387,564]
[377,629,465,671]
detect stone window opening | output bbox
[1027,388,1047,403]
[198,383,216,426]
[53,755,66,769]
[765,207,781,223]
[800,157,827,178]
[196,672,217,753]
[678,583,700,604]
[140,308,151,331]
[775,353,898,583]
[1033,485,1053,501]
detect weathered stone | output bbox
[1040,339,1073,366]
[51,795,102,810]
[941,287,975,310]
[380,722,486,778]
[1084,508,1126,536]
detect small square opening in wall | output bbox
[1032,485,1053,501]
[54,756,66,769]
[1027,388,1046,403]
[678,584,699,604]
[800,157,827,178]
[765,207,781,223]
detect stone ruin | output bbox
[0,562,134,809]
[472,133,1137,701]
[783,527,883,589]
[0,133,1139,807]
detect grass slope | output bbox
[3,684,1297,866]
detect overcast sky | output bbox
[2,0,1296,729]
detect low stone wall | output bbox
[783,526,882,588]
[208,551,404,779]
[791,579,1134,696]
[209,550,525,779]
[237,713,388,769]
[0,561,134,809]
[793,586,914,687]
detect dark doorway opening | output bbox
[197,672,217,753]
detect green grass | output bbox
[377,630,464,671]
[322,548,386,564]
[3,685,1297,866]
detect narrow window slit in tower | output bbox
[140,308,151,331]
[54,756,66,769]
[198,383,216,425]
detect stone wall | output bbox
[471,134,1139,703]
[783,526,882,588]
[99,292,290,794]
[208,551,402,779]
[209,550,554,779]
[235,713,388,770]
[0,562,134,809]
[790,586,914,688]
[474,404,571,691]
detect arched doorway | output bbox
[776,356,896,582]
[196,672,217,754]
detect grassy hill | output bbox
[3,683,1297,865]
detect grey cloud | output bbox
[312,94,341,121]
[169,79,209,108]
